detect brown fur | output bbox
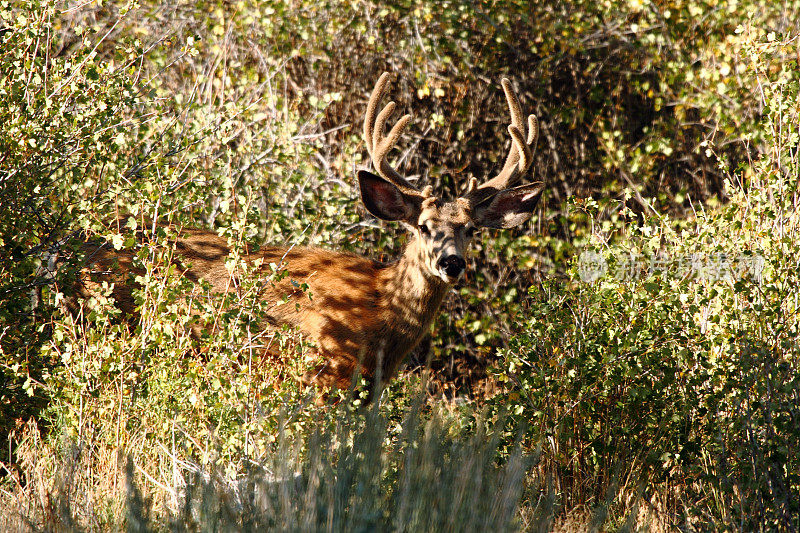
[72,229,451,389]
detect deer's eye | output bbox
[419,224,431,236]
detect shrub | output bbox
[3,392,532,531]
[494,29,800,529]
[1,0,798,530]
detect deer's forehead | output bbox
[419,200,471,226]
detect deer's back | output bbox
[71,228,393,387]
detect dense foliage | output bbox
[1,0,798,530]
[496,41,800,526]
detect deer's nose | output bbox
[438,255,466,278]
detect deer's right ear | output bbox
[358,170,418,222]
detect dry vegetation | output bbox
[1,0,799,530]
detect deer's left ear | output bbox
[471,182,545,229]
[357,170,420,222]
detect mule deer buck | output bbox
[72,72,544,390]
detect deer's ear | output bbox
[358,170,418,222]
[472,182,545,229]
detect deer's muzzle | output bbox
[438,255,466,279]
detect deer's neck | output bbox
[379,237,450,337]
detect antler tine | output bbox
[363,72,420,194]
[503,78,524,134]
[466,78,538,204]
[363,72,389,158]
[527,113,539,146]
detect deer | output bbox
[70,72,545,392]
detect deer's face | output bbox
[413,198,474,282]
[357,170,544,285]
[358,72,546,287]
